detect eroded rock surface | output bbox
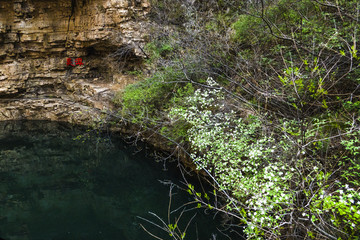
[0,0,149,124]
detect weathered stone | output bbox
[0,0,150,125]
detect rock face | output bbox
[0,0,149,124]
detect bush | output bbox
[116,0,360,239]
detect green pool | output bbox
[0,121,237,240]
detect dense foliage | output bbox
[114,0,360,239]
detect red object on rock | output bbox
[66,58,74,66]
[75,58,83,66]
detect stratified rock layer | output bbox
[0,0,149,124]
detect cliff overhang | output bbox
[0,0,150,124]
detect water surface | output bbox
[0,121,232,240]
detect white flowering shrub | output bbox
[169,78,298,238]
[167,77,360,239]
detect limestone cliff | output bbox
[0,0,150,124]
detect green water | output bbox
[0,121,235,240]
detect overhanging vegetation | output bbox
[114,0,360,239]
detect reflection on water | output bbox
[0,121,230,240]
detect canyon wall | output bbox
[0,0,150,124]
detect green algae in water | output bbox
[0,121,235,240]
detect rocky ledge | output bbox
[0,0,150,124]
